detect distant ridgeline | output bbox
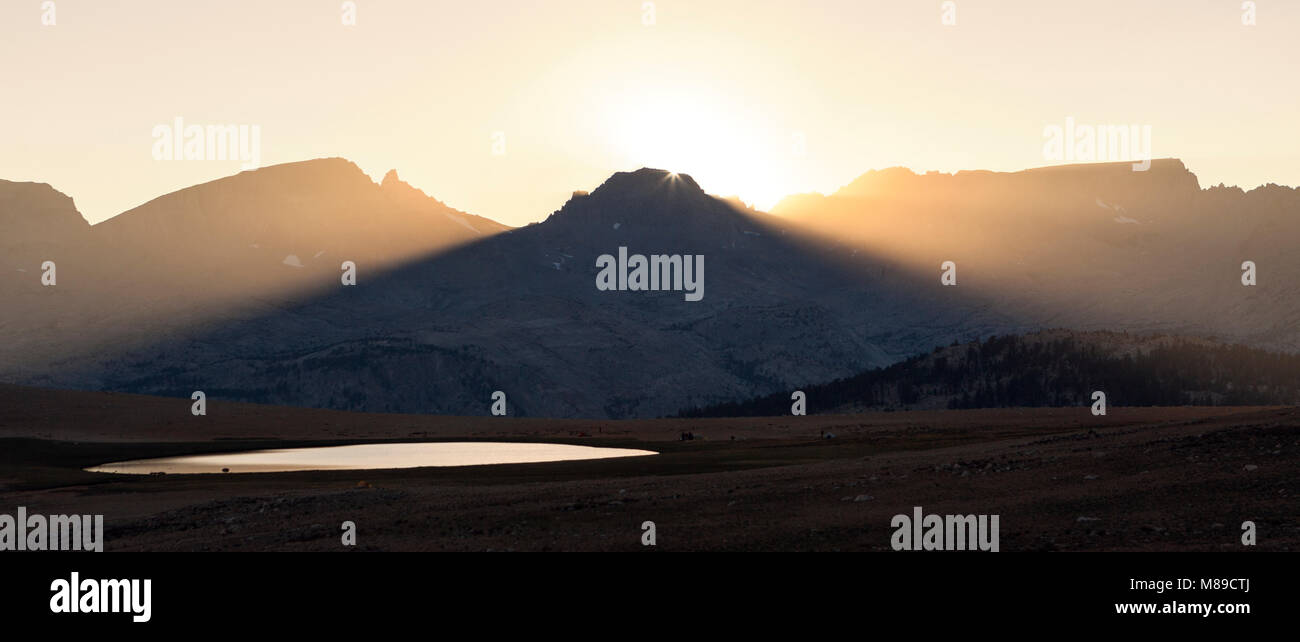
[676,331,1300,417]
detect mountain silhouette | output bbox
[1,158,1296,418]
[0,162,984,417]
[0,159,514,384]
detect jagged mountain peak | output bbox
[379,168,447,206]
[544,168,730,230]
[380,167,429,199]
[381,168,404,188]
[590,168,704,198]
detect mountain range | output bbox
[1,158,1297,418]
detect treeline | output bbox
[676,332,1300,417]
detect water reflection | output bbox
[87,442,657,474]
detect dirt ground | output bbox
[0,384,1295,551]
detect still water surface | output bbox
[87,442,658,474]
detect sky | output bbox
[2,0,1297,227]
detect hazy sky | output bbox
[2,0,1297,227]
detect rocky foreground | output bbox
[1,385,1294,551]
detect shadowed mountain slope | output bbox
[76,167,1000,417]
[2,158,1297,419]
[0,159,513,383]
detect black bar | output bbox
[0,552,1284,629]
